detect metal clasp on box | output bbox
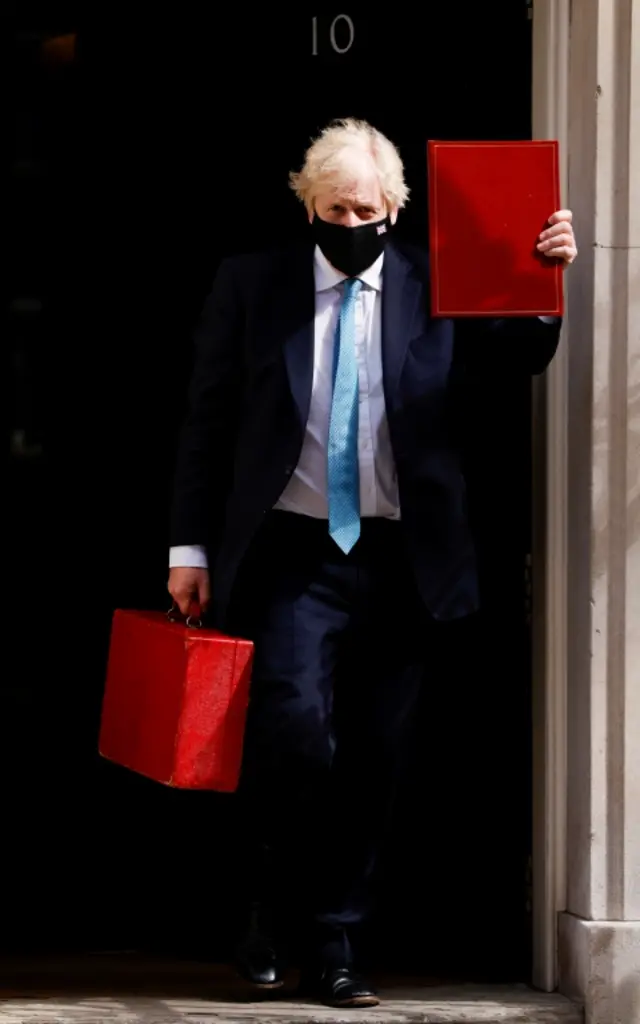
[167,603,202,629]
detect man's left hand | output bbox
[537,210,577,267]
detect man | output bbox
[168,118,577,1007]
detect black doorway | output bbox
[5,2,535,980]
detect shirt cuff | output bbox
[169,545,209,569]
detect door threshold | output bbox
[0,956,582,1022]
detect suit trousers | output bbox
[229,510,428,968]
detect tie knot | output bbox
[343,277,363,301]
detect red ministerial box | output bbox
[99,609,254,792]
[427,140,563,317]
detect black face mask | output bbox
[312,214,391,277]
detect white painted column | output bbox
[552,0,640,1020]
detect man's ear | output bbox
[389,206,399,225]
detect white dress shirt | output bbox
[275,246,399,521]
[169,249,557,570]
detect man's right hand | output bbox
[168,567,211,618]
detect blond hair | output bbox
[289,118,410,214]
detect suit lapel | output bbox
[381,244,423,405]
[279,244,316,428]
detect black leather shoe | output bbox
[235,903,286,990]
[301,966,380,1007]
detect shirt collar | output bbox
[313,245,384,293]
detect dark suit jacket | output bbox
[170,240,561,625]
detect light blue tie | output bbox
[328,278,362,553]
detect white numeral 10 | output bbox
[311,15,355,55]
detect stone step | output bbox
[0,957,583,1024]
[0,989,583,1024]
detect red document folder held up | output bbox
[427,140,563,317]
[99,609,254,792]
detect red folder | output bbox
[427,140,563,317]
[99,609,254,791]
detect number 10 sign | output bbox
[311,15,355,55]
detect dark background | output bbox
[5,1,535,980]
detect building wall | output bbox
[531,2,639,1020]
